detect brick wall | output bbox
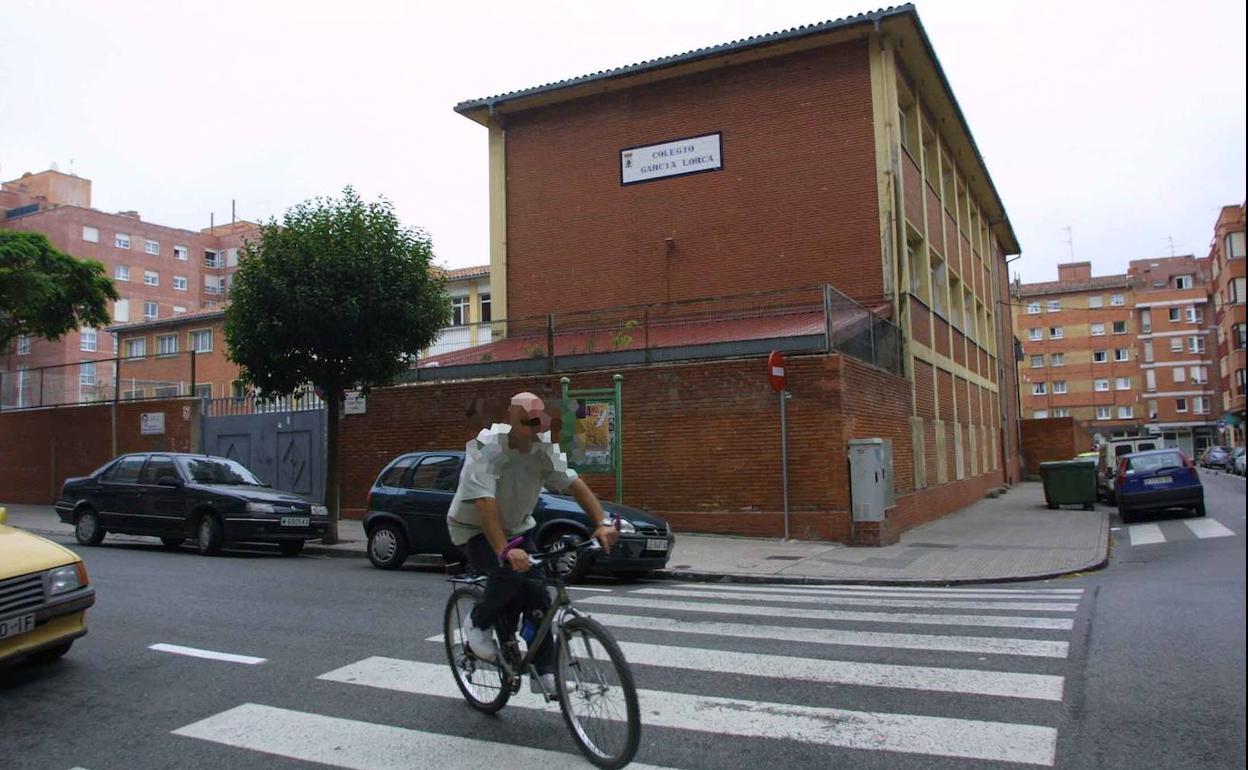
[502,39,884,319]
[1019,417,1094,476]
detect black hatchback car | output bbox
[54,453,329,556]
[362,451,674,580]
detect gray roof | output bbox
[1016,275,1131,298]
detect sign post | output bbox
[768,351,790,540]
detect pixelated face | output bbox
[507,392,551,445]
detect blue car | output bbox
[1113,448,1205,524]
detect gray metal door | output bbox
[200,395,326,504]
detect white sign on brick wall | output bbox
[141,412,165,435]
[620,132,722,186]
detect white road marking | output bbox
[173,703,678,770]
[1183,519,1236,539]
[1126,523,1165,546]
[318,657,1058,766]
[582,596,1076,630]
[586,611,1070,658]
[661,583,1083,596]
[675,583,1084,602]
[423,635,1063,701]
[566,585,614,592]
[629,587,1079,613]
[149,643,266,665]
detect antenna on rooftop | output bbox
[1164,236,1176,257]
[1061,226,1074,261]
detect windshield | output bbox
[1127,452,1185,473]
[178,457,265,486]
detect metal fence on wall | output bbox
[0,351,201,411]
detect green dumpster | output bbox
[1039,459,1098,510]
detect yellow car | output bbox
[0,506,96,666]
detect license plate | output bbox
[280,516,310,527]
[1144,476,1172,486]
[0,613,35,640]
[646,538,668,552]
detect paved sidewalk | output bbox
[1,481,1107,585]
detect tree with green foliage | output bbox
[224,187,451,543]
[0,230,119,352]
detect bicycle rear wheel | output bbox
[555,616,641,769]
[444,586,511,713]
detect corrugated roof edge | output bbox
[1016,275,1132,297]
[454,5,911,112]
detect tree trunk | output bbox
[322,385,342,545]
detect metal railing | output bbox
[0,351,202,411]
[201,392,325,417]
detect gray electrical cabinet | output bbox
[849,438,894,522]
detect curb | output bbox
[18,526,370,560]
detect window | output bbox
[1052,408,1070,418]
[114,299,130,322]
[1095,379,1110,392]
[1148,399,1159,420]
[1117,405,1133,419]
[1170,337,1183,352]
[1054,381,1068,394]
[144,239,160,255]
[1111,294,1125,306]
[125,338,146,358]
[1188,336,1205,354]
[1091,323,1106,336]
[1093,350,1108,363]
[203,275,225,295]
[143,301,158,320]
[174,245,188,261]
[115,265,130,281]
[194,383,212,399]
[1175,275,1193,290]
[930,258,947,316]
[1175,398,1188,413]
[1115,348,1129,362]
[157,334,178,356]
[1095,406,1111,420]
[480,294,492,323]
[173,305,187,315]
[1112,321,1126,334]
[1228,232,1246,259]
[1141,309,1152,333]
[1169,308,1181,323]
[1051,352,1065,366]
[1033,382,1047,395]
[16,334,32,355]
[1230,277,1246,304]
[115,233,131,249]
[173,276,188,291]
[409,456,462,492]
[1028,328,1042,341]
[1088,295,1104,309]
[79,361,96,386]
[1116,376,1131,391]
[450,296,469,326]
[80,328,97,352]
[1049,326,1064,339]
[226,248,239,267]
[143,270,159,286]
[122,389,144,401]
[1185,306,1203,324]
[1173,367,1186,383]
[1238,368,1247,396]
[107,456,147,483]
[1030,355,1044,369]
[379,457,416,487]
[1191,366,1207,385]
[1235,323,1247,349]
[1143,341,1154,362]
[82,226,99,243]
[1047,300,1061,313]
[1027,302,1041,315]
[1033,410,1049,419]
[1193,397,1209,414]
[204,250,223,268]
[138,456,178,485]
[190,329,213,353]
[1146,370,1157,391]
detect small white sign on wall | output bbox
[141,412,165,435]
[621,132,723,185]
[344,391,366,415]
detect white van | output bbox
[1098,435,1162,503]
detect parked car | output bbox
[1197,445,1232,471]
[1097,436,1162,504]
[1113,448,1205,524]
[0,507,96,667]
[54,453,329,556]
[362,451,674,580]
[1233,447,1246,476]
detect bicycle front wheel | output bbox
[555,616,641,769]
[444,586,511,713]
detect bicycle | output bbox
[443,534,642,769]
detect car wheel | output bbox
[279,540,304,557]
[196,513,223,556]
[74,508,105,546]
[1192,503,1206,518]
[31,641,73,664]
[367,523,408,570]
[541,529,592,583]
[1119,510,1133,525]
[160,537,185,550]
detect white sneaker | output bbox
[530,673,559,699]
[463,615,497,662]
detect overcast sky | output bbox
[1,1,1243,284]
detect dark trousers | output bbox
[462,533,555,675]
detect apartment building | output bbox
[0,169,256,407]
[1128,256,1221,455]
[1015,262,1141,435]
[1208,203,1246,443]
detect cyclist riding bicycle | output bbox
[447,391,619,696]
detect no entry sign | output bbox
[768,351,787,392]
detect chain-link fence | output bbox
[0,351,200,411]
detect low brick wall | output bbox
[1020,417,1095,477]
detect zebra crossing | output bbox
[171,580,1086,768]
[1120,518,1237,547]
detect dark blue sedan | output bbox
[361,451,674,580]
[1113,448,1205,524]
